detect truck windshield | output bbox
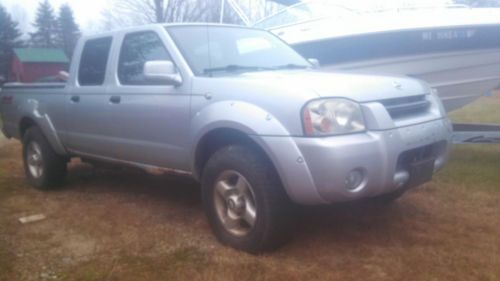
[167,26,311,76]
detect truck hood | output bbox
[238,70,429,102]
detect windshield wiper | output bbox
[203,65,273,75]
[271,64,310,70]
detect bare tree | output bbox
[232,0,283,23]
[105,0,220,27]
[102,0,283,30]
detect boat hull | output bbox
[321,48,500,112]
[289,24,500,112]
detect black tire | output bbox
[201,145,293,254]
[22,127,67,190]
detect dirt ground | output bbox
[1,96,500,281]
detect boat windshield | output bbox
[253,0,356,29]
[253,0,472,30]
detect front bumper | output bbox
[257,118,452,205]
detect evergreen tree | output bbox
[0,4,23,80]
[30,0,58,48]
[57,4,81,58]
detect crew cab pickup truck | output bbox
[0,24,452,253]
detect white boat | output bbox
[252,1,500,112]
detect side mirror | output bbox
[144,60,183,86]
[308,58,321,69]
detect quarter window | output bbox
[118,32,171,85]
[78,37,112,86]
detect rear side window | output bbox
[118,31,171,85]
[78,37,112,86]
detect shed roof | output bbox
[13,48,69,64]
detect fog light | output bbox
[394,170,410,188]
[345,169,364,191]
[434,156,444,172]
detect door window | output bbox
[118,32,172,85]
[78,37,112,86]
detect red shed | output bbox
[9,48,69,83]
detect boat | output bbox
[251,1,500,112]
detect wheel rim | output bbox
[213,170,257,237]
[27,141,44,179]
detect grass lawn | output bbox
[441,92,500,190]
[0,95,499,281]
[449,91,500,124]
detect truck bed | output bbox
[0,83,67,140]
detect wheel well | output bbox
[19,117,37,138]
[194,128,270,179]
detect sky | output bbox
[3,0,451,36]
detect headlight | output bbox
[303,99,366,136]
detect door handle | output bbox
[109,96,121,104]
[70,96,80,103]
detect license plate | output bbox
[408,158,435,187]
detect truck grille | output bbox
[380,95,430,119]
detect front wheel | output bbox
[201,145,293,254]
[22,127,67,190]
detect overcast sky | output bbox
[3,0,451,36]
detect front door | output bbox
[104,31,191,170]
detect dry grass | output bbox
[448,91,500,124]
[0,95,500,281]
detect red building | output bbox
[9,48,69,83]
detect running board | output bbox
[452,123,500,144]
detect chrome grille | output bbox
[380,95,430,118]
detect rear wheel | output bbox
[201,145,293,254]
[22,127,67,190]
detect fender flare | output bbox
[188,100,325,204]
[18,100,67,155]
[189,100,291,170]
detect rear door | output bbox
[65,37,116,158]
[104,30,191,169]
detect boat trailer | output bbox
[452,123,500,144]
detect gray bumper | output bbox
[257,118,452,205]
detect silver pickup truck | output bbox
[0,24,452,253]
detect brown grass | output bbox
[1,96,500,280]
